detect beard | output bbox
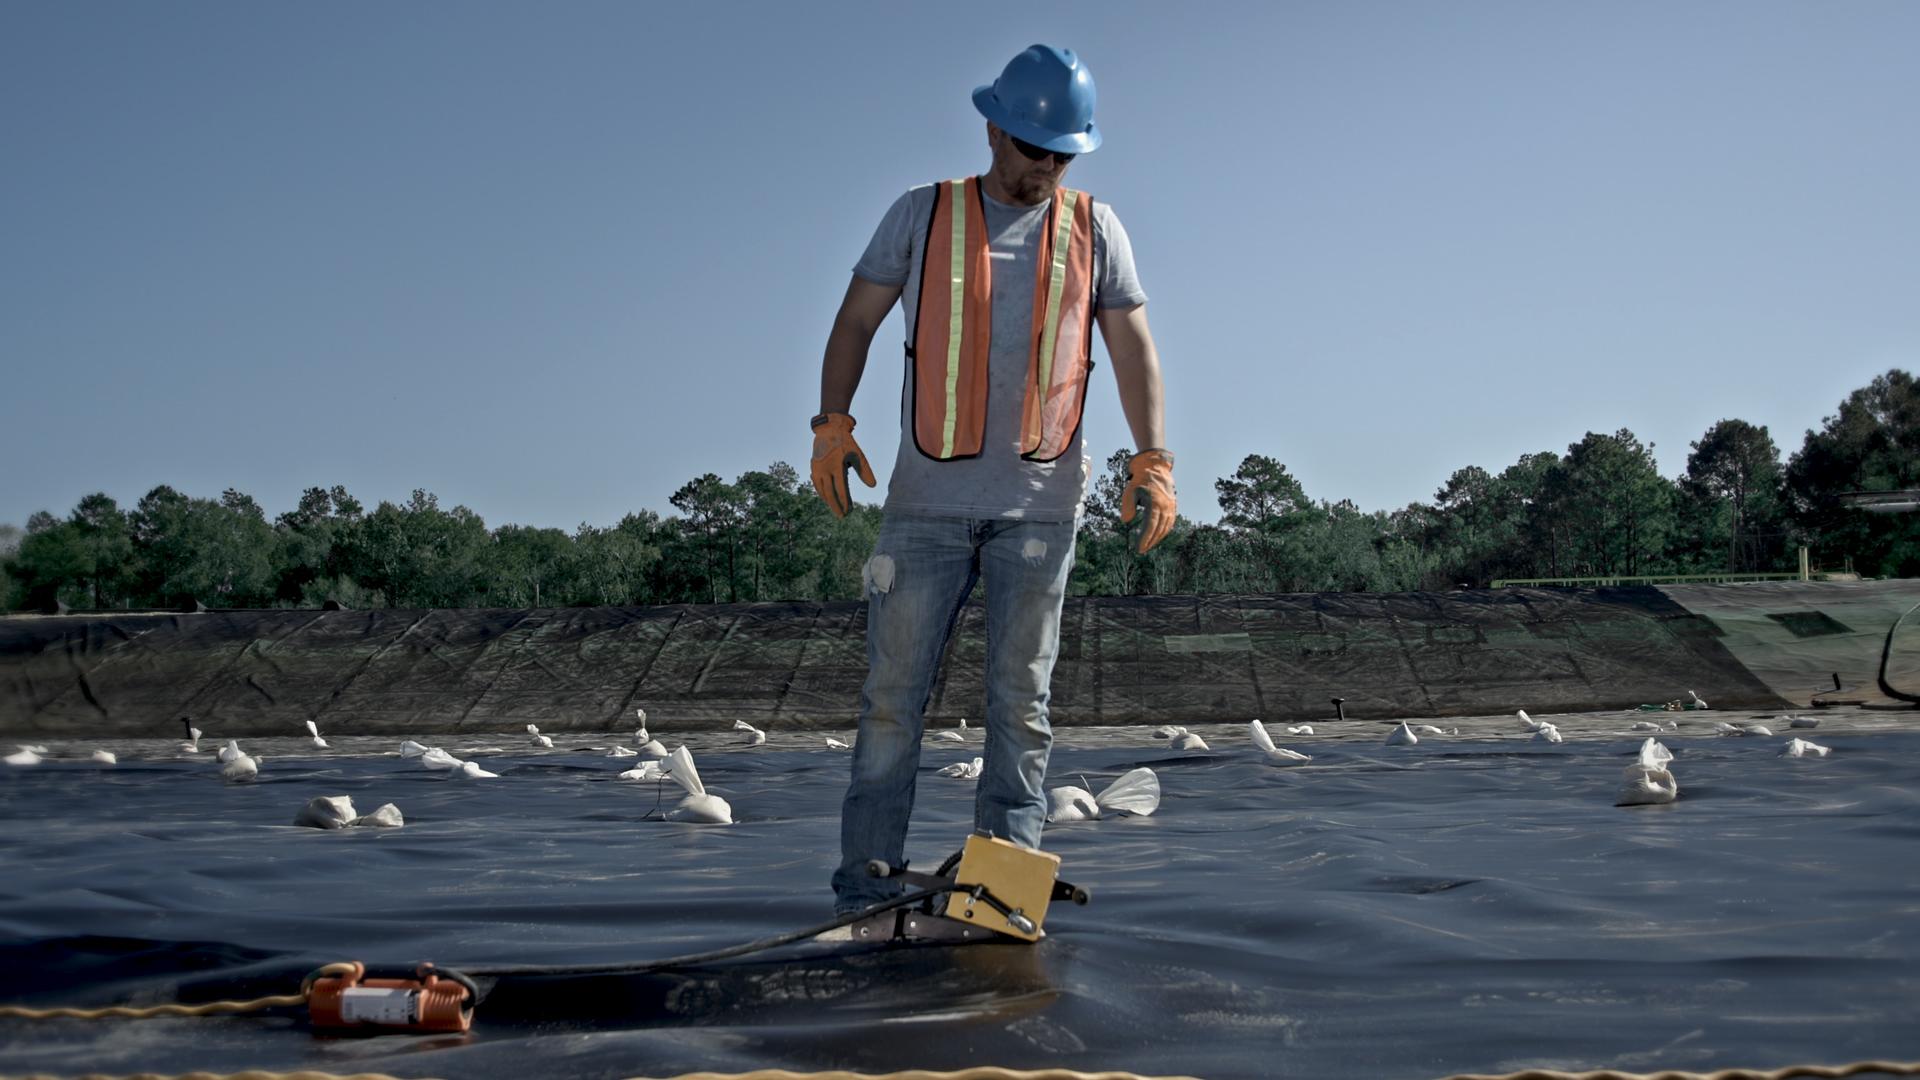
[1012,170,1061,203]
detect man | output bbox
[811,44,1175,916]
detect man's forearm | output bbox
[819,318,872,414]
[820,276,903,414]
[1116,355,1166,450]
[1101,304,1166,450]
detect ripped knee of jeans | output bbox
[863,553,896,595]
[1021,538,1048,566]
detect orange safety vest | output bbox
[907,176,1097,463]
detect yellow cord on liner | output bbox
[0,1074,424,1080]
[0,963,358,1022]
[0,994,306,1020]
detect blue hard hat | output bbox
[972,45,1101,154]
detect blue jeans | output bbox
[831,513,1079,914]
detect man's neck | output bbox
[981,170,1054,208]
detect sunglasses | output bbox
[1009,134,1076,165]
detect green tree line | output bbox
[4,370,1914,611]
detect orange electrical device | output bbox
[305,961,474,1034]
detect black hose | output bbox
[934,849,965,879]
[460,885,966,978]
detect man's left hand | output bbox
[1121,448,1176,553]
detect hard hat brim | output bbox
[972,85,1101,154]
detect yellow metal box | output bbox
[947,834,1059,941]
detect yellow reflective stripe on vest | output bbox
[942,179,968,459]
[1033,189,1079,409]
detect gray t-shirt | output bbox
[853,182,1148,521]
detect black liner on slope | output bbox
[1,585,1792,737]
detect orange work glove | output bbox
[1120,448,1177,554]
[810,412,876,518]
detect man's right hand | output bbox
[810,412,876,518]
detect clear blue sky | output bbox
[4,1,1916,531]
